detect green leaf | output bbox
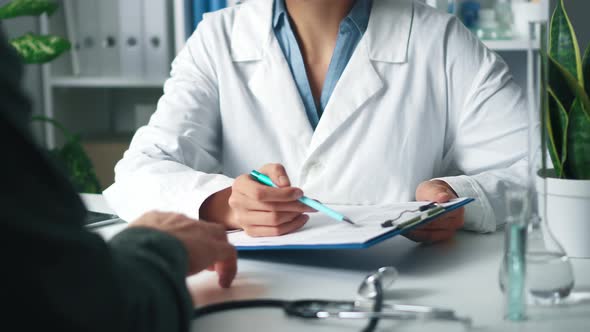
[549,54,576,111]
[584,45,590,98]
[564,99,590,180]
[550,0,584,86]
[31,116,102,193]
[0,0,58,19]
[549,56,590,121]
[9,33,70,64]
[56,138,102,194]
[547,88,569,178]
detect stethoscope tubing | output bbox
[191,266,468,331]
[193,299,288,318]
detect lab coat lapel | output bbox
[231,0,413,153]
[247,39,314,145]
[308,0,413,153]
[309,39,384,153]
[232,0,313,145]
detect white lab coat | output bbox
[104,0,528,233]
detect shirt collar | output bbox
[346,0,372,34]
[273,0,286,29]
[273,0,372,34]
[232,0,412,64]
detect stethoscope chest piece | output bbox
[357,266,399,299]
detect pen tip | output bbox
[343,217,358,226]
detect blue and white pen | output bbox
[250,170,357,226]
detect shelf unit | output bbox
[40,0,190,149]
[38,0,548,188]
[483,39,540,51]
[50,76,168,89]
[40,1,547,147]
[37,0,193,188]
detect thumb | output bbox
[416,180,456,202]
[434,191,453,203]
[260,163,291,188]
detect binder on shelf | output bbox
[119,0,144,78]
[98,0,121,77]
[62,0,80,76]
[74,0,100,76]
[142,0,172,79]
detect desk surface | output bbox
[82,194,590,332]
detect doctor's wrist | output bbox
[200,187,239,230]
[429,179,459,198]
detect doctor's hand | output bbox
[129,212,237,288]
[405,180,465,243]
[201,164,315,237]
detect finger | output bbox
[434,192,453,203]
[416,181,457,202]
[238,210,302,227]
[419,218,464,231]
[214,244,238,288]
[234,175,303,202]
[445,208,465,229]
[418,209,465,231]
[198,221,228,241]
[405,229,456,243]
[260,163,291,188]
[186,238,223,275]
[232,192,316,213]
[244,214,309,237]
[431,180,459,197]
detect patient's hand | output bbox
[406,180,465,243]
[201,164,315,237]
[130,212,237,288]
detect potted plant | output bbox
[1,0,102,194]
[541,0,590,258]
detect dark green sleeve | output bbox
[4,200,194,332]
[109,227,194,332]
[1,26,193,332]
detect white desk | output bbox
[82,194,590,332]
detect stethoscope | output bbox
[192,267,472,332]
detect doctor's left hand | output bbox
[406,180,465,243]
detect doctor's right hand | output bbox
[201,164,316,237]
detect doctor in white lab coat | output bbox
[104,0,528,242]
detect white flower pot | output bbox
[537,173,590,258]
[511,0,549,39]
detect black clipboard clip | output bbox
[381,202,445,229]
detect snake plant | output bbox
[546,0,590,180]
[1,0,101,193]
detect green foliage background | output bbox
[1,0,102,193]
[546,0,590,180]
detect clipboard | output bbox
[228,198,474,251]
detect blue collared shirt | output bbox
[273,0,372,129]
